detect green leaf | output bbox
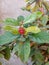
[0,32,17,45]
[4,25,19,34]
[41,15,48,26]
[0,53,4,58]
[17,36,26,42]
[12,43,19,53]
[4,25,13,31]
[23,11,42,24]
[29,31,49,44]
[34,50,44,65]
[45,62,49,65]
[17,16,24,22]
[30,47,35,57]
[35,60,43,65]
[4,18,19,26]
[4,16,24,26]
[18,41,30,62]
[23,23,29,28]
[35,50,44,61]
[36,11,43,18]
[4,46,11,60]
[0,46,6,51]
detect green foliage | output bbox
[4,46,11,60]
[34,50,44,62]
[4,18,18,26]
[4,25,19,34]
[45,62,49,65]
[41,15,48,26]
[13,41,30,62]
[17,16,24,22]
[0,32,17,45]
[0,5,49,64]
[23,11,42,24]
[1,13,49,64]
[4,16,24,26]
[0,46,6,51]
[0,53,4,58]
[12,43,19,53]
[19,41,30,62]
[4,25,13,31]
[29,31,49,44]
[17,35,26,42]
[30,47,44,65]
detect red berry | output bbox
[18,27,25,35]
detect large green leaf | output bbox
[0,32,17,45]
[20,41,30,62]
[4,18,19,26]
[18,41,30,62]
[41,15,48,26]
[13,41,30,62]
[29,31,49,44]
[23,11,42,24]
[4,16,24,26]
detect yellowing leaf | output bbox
[25,26,41,34]
[26,5,31,11]
[24,0,29,2]
[3,26,19,35]
[4,25,13,31]
[11,28,19,35]
[31,4,39,12]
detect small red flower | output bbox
[18,27,25,35]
